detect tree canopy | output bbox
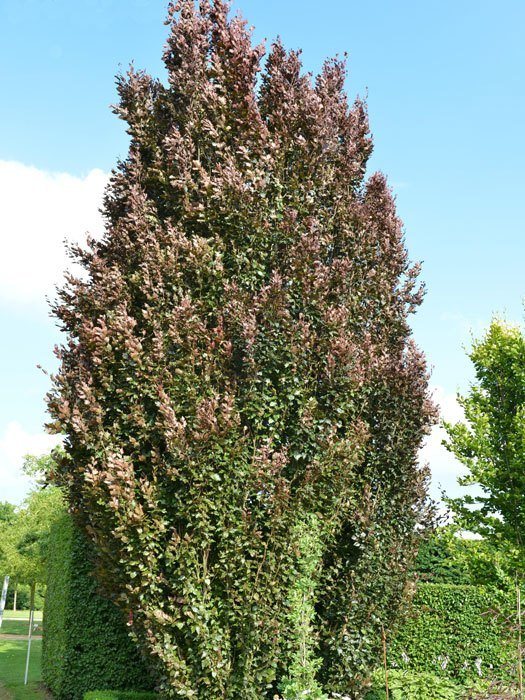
[1,455,64,592]
[445,319,525,577]
[47,1,434,697]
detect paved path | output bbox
[0,633,42,641]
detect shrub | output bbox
[42,514,155,700]
[366,669,463,700]
[388,583,514,683]
[84,693,157,700]
[47,1,434,697]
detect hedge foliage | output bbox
[389,583,514,683]
[416,526,515,590]
[42,514,155,700]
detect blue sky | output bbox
[1,0,524,502]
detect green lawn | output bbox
[1,612,43,622]
[0,619,42,637]
[0,638,46,700]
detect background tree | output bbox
[0,502,16,525]
[444,319,525,697]
[0,501,16,570]
[0,501,16,609]
[2,455,64,611]
[444,320,525,572]
[47,1,434,697]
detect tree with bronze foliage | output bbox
[48,2,434,697]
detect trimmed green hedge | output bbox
[43,514,155,700]
[389,583,514,682]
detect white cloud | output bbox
[439,311,489,344]
[420,385,468,502]
[0,160,479,509]
[0,422,62,505]
[0,160,108,306]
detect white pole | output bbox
[0,575,9,629]
[518,585,523,700]
[24,605,34,685]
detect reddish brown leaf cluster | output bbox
[48,1,435,697]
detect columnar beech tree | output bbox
[48,2,435,697]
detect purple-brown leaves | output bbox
[48,2,434,697]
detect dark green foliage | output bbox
[43,514,155,700]
[416,528,513,589]
[389,583,514,683]
[415,529,472,584]
[0,501,15,524]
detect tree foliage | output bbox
[0,501,15,551]
[1,457,64,590]
[47,1,434,696]
[444,320,525,576]
[0,502,16,525]
[0,501,16,576]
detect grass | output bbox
[0,638,46,700]
[0,619,42,637]
[1,612,43,622]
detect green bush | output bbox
[389,583,514,683]
[366,669,463,699]
[42,514,155,700]
[84,693,157,700]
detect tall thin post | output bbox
[24,582,35,686]
[0,575,9,629]
[518,585,523,700]
[382,624,389,700]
